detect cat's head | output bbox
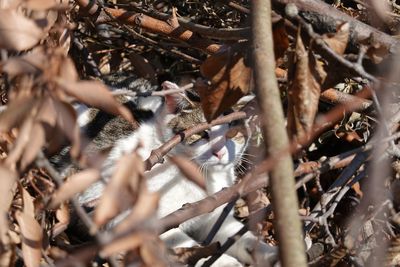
[161,81,250,169]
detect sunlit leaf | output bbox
[15,211,42,267]
[50,169,101,208]
[0,10,45,51]
[199,48,251,121]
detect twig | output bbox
[112,83,193,97]
[252,1,307,266]
[75,0,221,54]
[128,3,250,40]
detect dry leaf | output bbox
[0,166,17,245]
[287,32,326,140]
[52,100,81,158]
[100,232,150,257]
[0,98,38,133]
[1,48,46,78]
[19,122,45,170]
[199,48,251,121]
[56,79,137,127]
[169,156,206,190]
[5,117,35,169]
[129,52,157,84]
[140,237,169,267]
[323,22,350,55]
[114,190,159,234]
[57,57,78,82]
[272,19,289,59]
[23,0,60,10]
[50,169,101,208]
[15,211,42,267]
[21,187,35,217]
[51,203,70,237]
[0,10,45,51]
[94,153,143,226]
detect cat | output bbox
[69,78,277,266]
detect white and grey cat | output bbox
[71,79,277,266]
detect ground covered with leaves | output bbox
[0,0,400,266]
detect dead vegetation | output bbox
[0,0,400,266]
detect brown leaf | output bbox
[51,203,70,237]
[0,166,17,245]
[5,117,34,169]
[140,238,169,267]
[199,48,251,121]
[100,232,150,257]
[50,169,101,208]
[19,122,45,170]
[53,100,81,158]
[272,19,289,59]
[1,48,46,78]
[169,156,206,190]
[128,52,157,84]
[0,98,38,133]
[21,187,35,217]
[15,211,43,267]
[287,33,326,140]
[0,10,45,51]
[56,80,137,127]
[57,57,78,82]
[23,0,60,10]
[94,153,143,226]
[114,190,159,234]
[323,23,350,55]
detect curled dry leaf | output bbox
[56,79,137,127]
[50,169,101,208]
[169,156,206,190]
[0,10,45,51]
[94,153,143,226]
[199,48,251,121]
[323,22,350,55]
[287,33,326,140]
[50,168,100,207]
[0,166,17,245]
[15,212,43,267]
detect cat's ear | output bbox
[161,81,185,113]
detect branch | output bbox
[272,0,400,53]
[75,0,221,54]
[251,1,307,267]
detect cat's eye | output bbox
[226,128,245,143]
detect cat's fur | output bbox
[70,79,277,266]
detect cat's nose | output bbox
[212,147,226,159]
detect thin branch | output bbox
[252,1,307,266]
